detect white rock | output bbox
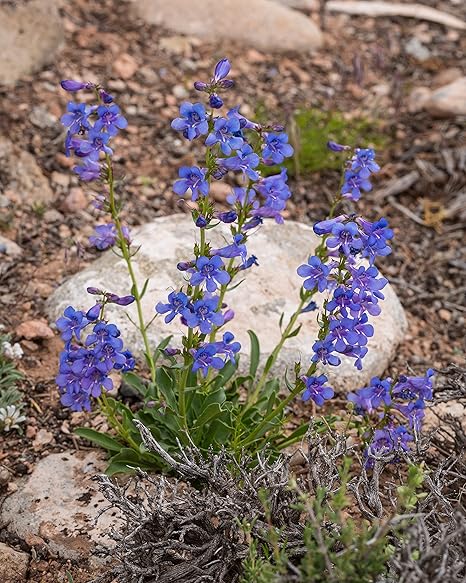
[0,0,64,86]
[0,138,53,204]
[47,215,407,392]
[272,0,317,11]
[134,0,322,53]
[0,235,22,258]
[0,543,29,583]
[424,77,466,117]
[405,37,430,61]
[0,451,121,560]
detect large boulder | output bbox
[0,451,119,561]
[47,215,407,392]
[134,0,322,53]
[0,0,64,86]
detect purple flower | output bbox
[302,374,334,406]
[213,331,241,363]
[226,187,257,208]
[209,94,223,109]
[349,265,387,297]
[216,211,238,223]
[61,102,93,134]
[255,169,291,211]
[341,170,373,201]
[74,129,113,161]
[173,166,209,201]
[392,369,434,402]
[327,287,354,314]
[190,256,231,292]
[85,322,122,349]
[74,159,101,181]
[348,376,392,413]
[213,58,231,82]
[220,144,260,181]
[61,80,94,92]
[156,291,190,324]
[205,117,244,155]
[357,217,393,263]
[94,104,128,136]
[367,426,413,461]
[183,296,224,334]
[191,343,225,377]
[328,317,360,353]
[211,234,247,264]
[227,106,259,130]
[262,132,294,164]
[326,222,363,256]
[89,223,130,250]
[327,141,350,152]
[313,215,346,236]
[339,344,368,370]
[351,148,380,179]
[297,256,331,293]
[171,102,208,140]
[56,306,88,342]
[195,215,208,228]
[311,339,341,367]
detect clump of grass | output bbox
[257,106,387,177]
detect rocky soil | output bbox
[0,0,464,580]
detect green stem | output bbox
[239,363,317,448]
[105,155,156,387]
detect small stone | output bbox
[62,187,87,213]
[408,86,432,113]
[51,171,71,188]
[29,106,58,129]
[405,37,430,61]
[432,68,463,89]
[15,320,54,340]
[209,181,232,202]
[32,429,54,450]
[43,209,64,223]
[134,0,322,53]
[159,36,194,56]
[113,53,138,79]
[0,235,22,258]
[0,543,29,583]
[0,138,53,204]
[26,425,37,439]
[173,84,188,99]
[0,451,122,561]
[424,77,466,117]
[438,308,451,322]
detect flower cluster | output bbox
[348,369,434,465]
[60,80,127,182]
[298,211,393,374]
[56,305,134,411]
[159,58,297,377]
[341,148,380,201]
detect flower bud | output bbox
[209,94,223,109]
[194,81,208,92]
[327,140,350,152]
[87,287,103,295]
[61,80,93,92]
[216,211,237,223]
[195,215,208,228]
[213,58,231,81]
[86,303,102,321]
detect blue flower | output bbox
[313,215,346,236]
[216,211,238,223]
[326,222,363,256]
[297,256,331,293]
[61,79,94,92]
[74,159,101,181]
[367,426,413,463]
[341,170,372,201]
[311,339,341,367]
[255,169,291,211]
[302,374,334,406]
[74,129,113,161]
[56,306,88,342]
[61,102,93,134]
[205,117,244,155]
[351,148,380,179]
[173,166,209,201]
[211,234,247,264]
[191,343,225,377]
[190,256,231,292]
[349,265,387,297]
[213,331,241,363]
[328,317,360,353]
[392,369,434,401]
[262,132,294,164]
[226,187,257,208]
[89,223,130,250]
[156,291,190,324]
[357,217,393,262]
[94,104,128,136]
[348,376,392,413]
[209,94,223,109]
[227,106,259,130]
[213,58,231,82]
[171,102,208,140]
[327,141,350,152]
[220,144,260,180]
[184,296,224,334]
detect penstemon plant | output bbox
[55,60,433,474]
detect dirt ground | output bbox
[0,0,465,580]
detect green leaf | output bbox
[156,367,177,410]
[75,428,122,452]
[105,448,159,475]
[192,402,223,430]
[153,336,173,365]
[247,330,260,382]
[122,372,148,397]
[275,422,309,449]
[286,324,302,339]
[140,278,150,299]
